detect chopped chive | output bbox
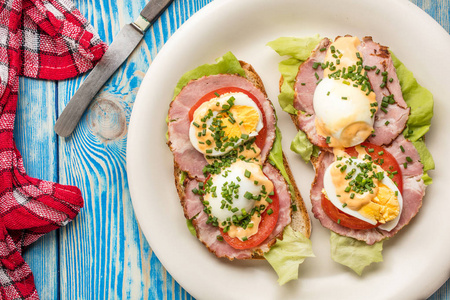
[406,156,413,162]
[216,235,223,241]
[337,219,341,224]
[368,148,375,153]
[326,136,331,144]
[301,82,306,86]
[342,203,347,208]
[400,145,405,152]
[267,209,273,215]
[244,170,251,178]
[385,121,390,126]
[403,162,408,169]
[320,47,327,52]
[378,151,384,156]
[341,96,348,100]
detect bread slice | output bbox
[171,60,311,260]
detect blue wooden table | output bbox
[16,0,449,299]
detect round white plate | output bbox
[127,0,450,299]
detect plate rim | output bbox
[127,0,450,299]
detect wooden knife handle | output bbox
[140,0,174,24]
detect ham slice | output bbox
[310,135,425,244]
[358,37,410,145]
[168,74,276,180]
[293,36,409,147]
[188,163,292,260]
[294,38,330,147]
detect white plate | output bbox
[127,0,450,299]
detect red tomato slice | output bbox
[188,87,267,150]
[220,186,279,250]
[322,142,403,230]
[321,195,379,230]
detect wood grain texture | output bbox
[15,78,59,299]
[14,0,449,299]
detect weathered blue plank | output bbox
[15,78,59,299]
[55,0,212,298]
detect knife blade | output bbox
[54,0,174,137]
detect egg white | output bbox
[323,157,403,231]
[314,77,375,147]
[189,92,263,157]
[205,161,269,223]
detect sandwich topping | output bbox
[188,88,280,249]
[168,66,289,259]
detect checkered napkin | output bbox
[0,0,107,298]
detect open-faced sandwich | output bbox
[166,52,314,284]
[268,35,434,274]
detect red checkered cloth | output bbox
[0,0,107,298]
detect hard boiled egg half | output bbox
[203,160,273,241]
[189,92,263,157]
[323,156,403,231]
[313,36,378,148]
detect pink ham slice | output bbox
[168,74,276,180]
[310,135,425,244]
[293,36,410,147]
[187,163,291,260]
[358,37,410,145]
[294,38,331,147]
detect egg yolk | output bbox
[221,105,260,138]
[358,183,400,224]
[190,93,262,158]
[327,149,400,225]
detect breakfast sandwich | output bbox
[269,35,434,274]
[166,52,314,283]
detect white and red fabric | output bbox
[0,0,107,298]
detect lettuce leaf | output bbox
[330,232,383,275]
[172,51,246,98]
[267,35,322,61]
[290,130,320,163]
[264,226,315,285]
[267,36,321,161]
[186,219,196,237]
[391,52,435,184]
[268,126,294,192]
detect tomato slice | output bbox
[188,87,267,150]
[321,195,379,230]
[322,142,403,230]
[220,186,279,250]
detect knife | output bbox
[54,0,174,137]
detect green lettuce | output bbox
[268,126,294,193]
[267,35,322,61]
[290,130,320,163]
[186,219,196,237]
[330,232,383,275]
[391,52,435,184]
[172,51,246,98]
[264,226,315,285]
[267,36,321,162]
